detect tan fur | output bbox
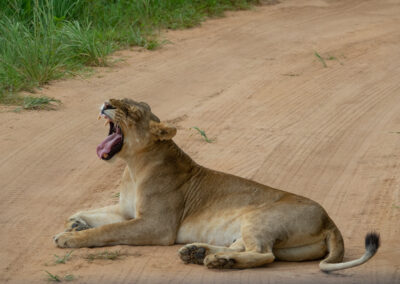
[54,98,377,271]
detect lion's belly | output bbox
[176,211,242,246]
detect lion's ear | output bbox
[150,121,177,140]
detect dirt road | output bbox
[1,0,399,283]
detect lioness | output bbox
[54,98,380,272]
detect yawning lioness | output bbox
[54,98,379,272]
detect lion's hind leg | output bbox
[203,235,275,269]
[203,239,276,269]
[203,210,278,269]
[179,239,245,265]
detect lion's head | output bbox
[96,98,177,161]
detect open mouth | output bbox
[96,103,124,160]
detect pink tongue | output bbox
[96,132,122,158]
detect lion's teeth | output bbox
[98,113,108,121]
[103,153,108,158]
[104,119,110,126]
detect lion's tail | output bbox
[319,231,380,273]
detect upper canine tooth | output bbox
[104,119,110,126]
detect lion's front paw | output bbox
[65,217,91,232]
[53,232,79,248]
[178,244,207,265]
[204,253,236,269]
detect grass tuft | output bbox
[23,96,61,110]
[314,51,327,68]
[64,274,75,282]
[44,271,75,282]
[45,271,61,282]
[314,52,343,67]
[60,21,112,66]
[0,92,60,111]
[54,251,73,264]
[191,126,215,143]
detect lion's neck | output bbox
[125,140,198,181]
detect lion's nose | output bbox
[101,102,115,114]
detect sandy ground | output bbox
[1,0,400,283]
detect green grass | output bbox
[314,52,343,68]
[44,271,75,282]
[0,0,261,108]
[314,51,327,68]
[1,92,60,111]
[191,126,214,143]
[63,274,75,282]
[23,96,60,110]
[45,271,61,282]
[54,251,73,264]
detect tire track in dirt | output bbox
[1,0,400,283]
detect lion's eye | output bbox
[127,109,144,122]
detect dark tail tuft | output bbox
[365,232,380,255]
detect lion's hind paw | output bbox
[178,244,207,265]
[204,254,236,269]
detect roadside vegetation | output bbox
[0,0,260,107]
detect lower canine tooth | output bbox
[103,153,108,158]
